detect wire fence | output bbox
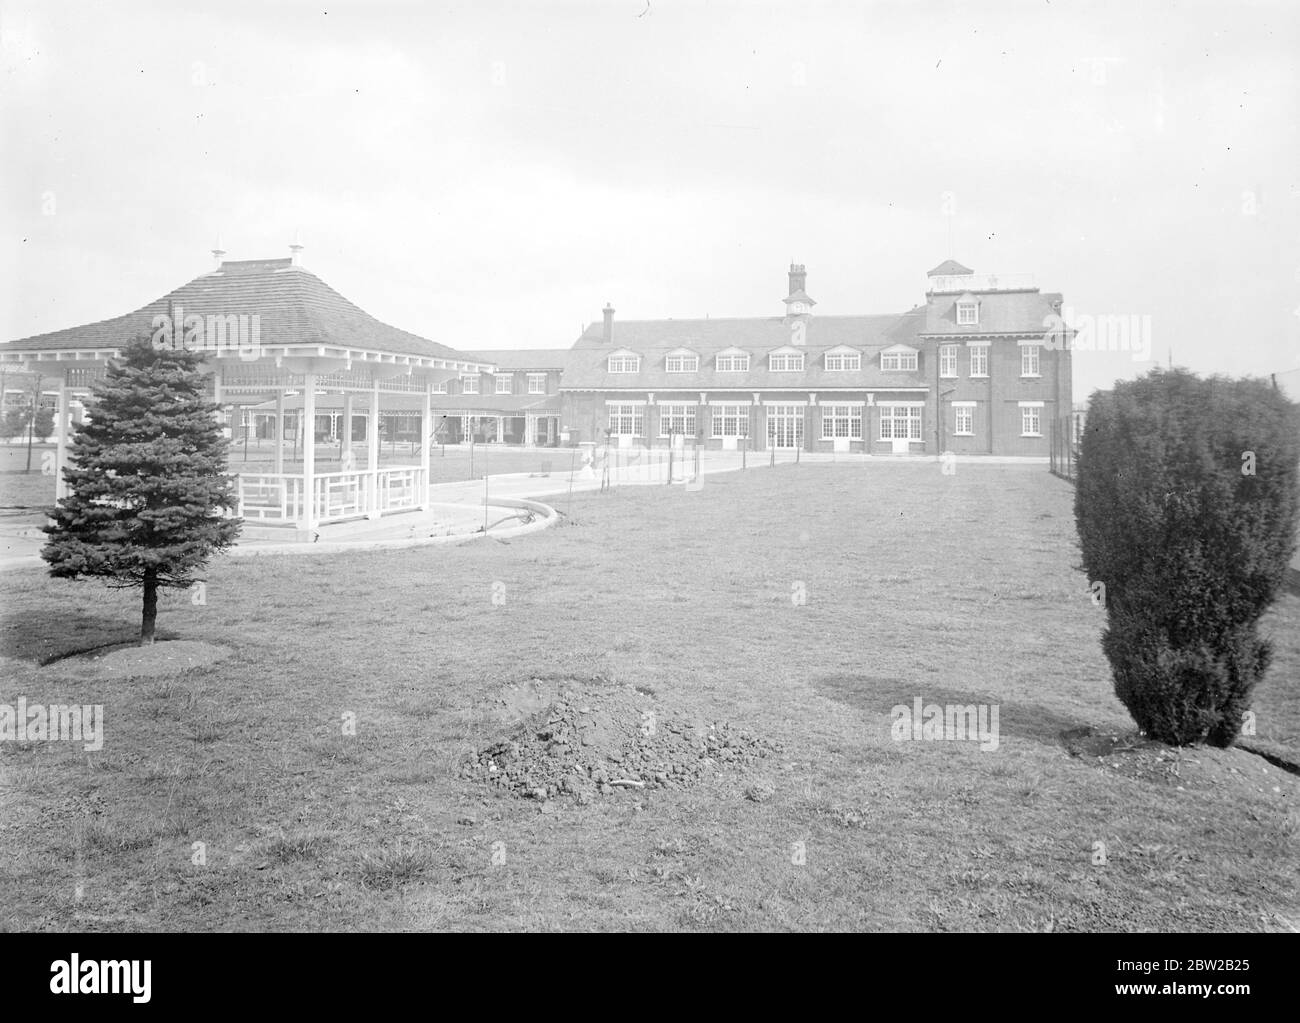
[1048,415,1079,484]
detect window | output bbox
[769,352,804,371]
[1020,403,1043,437]
[939,345,958,378]
[608,355,641,373]
[461,375,480,394]
[495,375,512,394]
[881,350,919,372]
[432,379,449,394]
[879,405,923,440]
[607,404,644,436]
[821,405,862,440]
[824,352,861,371]
[711,404,750,438]
[969,345,988,377]
[954,405,974,436]
[659,404,697,437]
[527,373,546,394]
[1021,344,1041,377]
[957,301,979,325]
[716,353,750,372]
[665,354,699,373]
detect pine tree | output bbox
[41,334,242,643]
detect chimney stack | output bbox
[211,239,226,269]
[289,241,304,266]
[788,263,807,296]
[602,303,615,344]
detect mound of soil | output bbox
[464,680,780,802]
[42,640,231,680]
[1061,725,1296,794]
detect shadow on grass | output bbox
[0,608,157,666]
[813,675,1087,747]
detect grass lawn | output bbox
[1,462,1296,932]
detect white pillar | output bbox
[274,391,285,475]
[420,379,433,509]
[301,371,316,531]
[367,375,381,519]
[342,393,354,457]
[54,373,69,502]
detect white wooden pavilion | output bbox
[0,248,495,537]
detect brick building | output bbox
[558,261,1071,456]
[436,350,569,446]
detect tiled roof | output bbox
[560,310,931,391]
[2,258,475,363]
[927,259,974,276]
[922,290,1063,336]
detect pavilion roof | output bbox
[1,257,486,367]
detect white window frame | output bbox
[820,404,863,440]
[608,355,641,373]
[824,352,862,372]
[878,403,924,441]
[606,402,644,437]
[881,349,919,372]
[432,379,449,394]
[953,401,976,437]
[969,344,989,378]
[1020,401,1044,437]
[527,373,546,394]
[957,301,979,325]
[716,353,750,372]
[461,375,480,394]
[665,354,699,373]
[939,345,958,378]
[1021,344,1041,378]
[495,374,512,394]
[658,403,697,438]
[769,352,805,372]
[710,403,751,438]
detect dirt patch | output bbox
[1060,725,1297,795]
[464,679,780,803]
[41,640,231,680]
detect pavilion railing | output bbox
[235,466,426,525]
[235,473,305,523]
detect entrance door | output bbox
[766,405,804,449]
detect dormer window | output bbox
[824,347,861,371]
[495,374,512,394]
[665,350,700,373]
[880,345,919,372]
[607,353,641,373]
[716,350,750,372]
[957,301,979,325]
[769,349,805,372]
[461,375,480,394]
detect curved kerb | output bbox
[227,497,558,558]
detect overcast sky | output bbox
[2,0,1297,399]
